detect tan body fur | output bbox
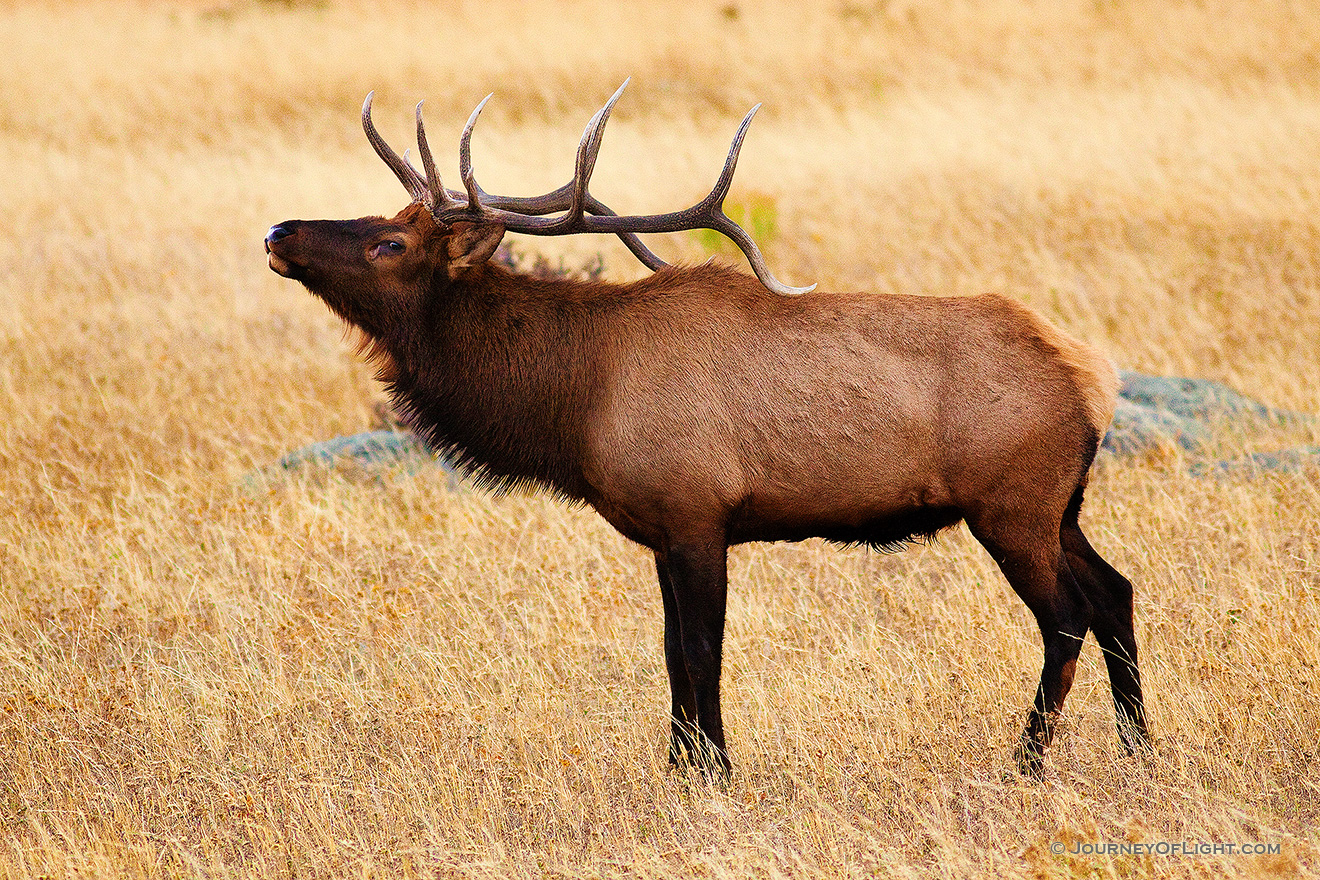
[573,270,1118,551]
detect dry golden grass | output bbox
[3,0,1320,876]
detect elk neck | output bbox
[378,261,615,499]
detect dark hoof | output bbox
[1013,739,1048,780]
[668,740,732,784]
[1118,719,1153,757]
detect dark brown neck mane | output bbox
[377,261,717,498]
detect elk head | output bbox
[266,206,501,339]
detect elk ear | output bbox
[446,222,505,279]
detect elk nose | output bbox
[265,224,297,247]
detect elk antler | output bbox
[361,80,814,296]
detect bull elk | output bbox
[265,81,1150,777]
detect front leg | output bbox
[655,536,731,778]
[655,550,699,766]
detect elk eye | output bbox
[371,240,406,259]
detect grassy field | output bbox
[3,0,1320,877]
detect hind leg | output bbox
[969,516,1093,776]
[1060,522,1151,756]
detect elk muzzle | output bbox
[265,223,300,278]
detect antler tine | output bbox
[704,104,759,211]
[401,150,429,196]
[362,92,428,203]
[415,101,463,214]
[458,94,495,214]
[703,104,816,295]
[710,212,814,296]
[565,79,629,223]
